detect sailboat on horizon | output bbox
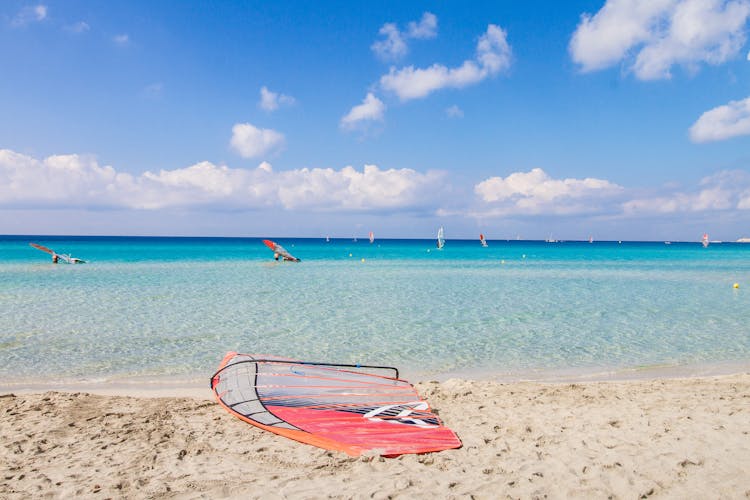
[437,226,445,249]
[479,233,488,247]
[702,233,709,248]
[369,231,374,244]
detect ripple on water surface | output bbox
[1,239,749,382]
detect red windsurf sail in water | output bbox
[30,242,55,255]
[210,352,461,457]
[262,239,300,262]
[29,242,85,264]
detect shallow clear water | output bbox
[1,235,749,382]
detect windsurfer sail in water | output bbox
[30,243,85,264]
[274,252,297,262]
[263,239,301,262]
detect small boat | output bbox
[437,226,445,249]
[369,231,374,244]
[588,235,593,244]
[702,233,709,248]
[545,234,557,243]
[479,233,488,247]
[326,236,330,242]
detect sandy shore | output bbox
[1,374,749,499]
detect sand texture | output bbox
[1,374,749,498]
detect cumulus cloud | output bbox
[689,95,750,142]
[275,164,444,210]
[407,12,438,39]
[371,12,438,61]
[473,168,623,216]
[570,0,750,80]
[0,149,445,212]
[340,93,386,129]
[380,24,512,101]
[372,23,408,61]
[230,123,285,159]
[259,86,295,111]
[623,170,750,214]
[12,4,47,26]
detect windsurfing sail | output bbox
[29,243,85,264]
[479,233,488,247]
[369,231,374,244]
[437,226,445,249]
[210,352,461,457]
[263,239,300,262]
[702,233,709,248]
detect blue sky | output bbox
[2,0,750,240]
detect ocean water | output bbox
[1,235,749,383]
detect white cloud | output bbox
[113,34,130,46]
[0,149,125,208]
[275,164,444,210]
[445,105,464,118]
[340,93,386,129]
[0,149,445,212]
[407,12,438,39]
[230,123,285,159]
[690,96,750,142]
[372,23,408,61]
[570,0,750,80]
[473,168,623,216]
[380,24,512,101]
[623,170,750,213]
[371,12,438,61]
[65,21,90,33]
[12,4,47,26]
[5,148,749,225]
[259,86,295,111]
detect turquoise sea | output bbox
[1,235,749,384]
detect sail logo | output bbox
[363,401,438,427]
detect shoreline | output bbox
[1,359,749,398]
[2,372,748,497]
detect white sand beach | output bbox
[1,373,749,498]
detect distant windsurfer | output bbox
[264,239,300,262]
[274,252,295,262]
[29,243,86,264]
